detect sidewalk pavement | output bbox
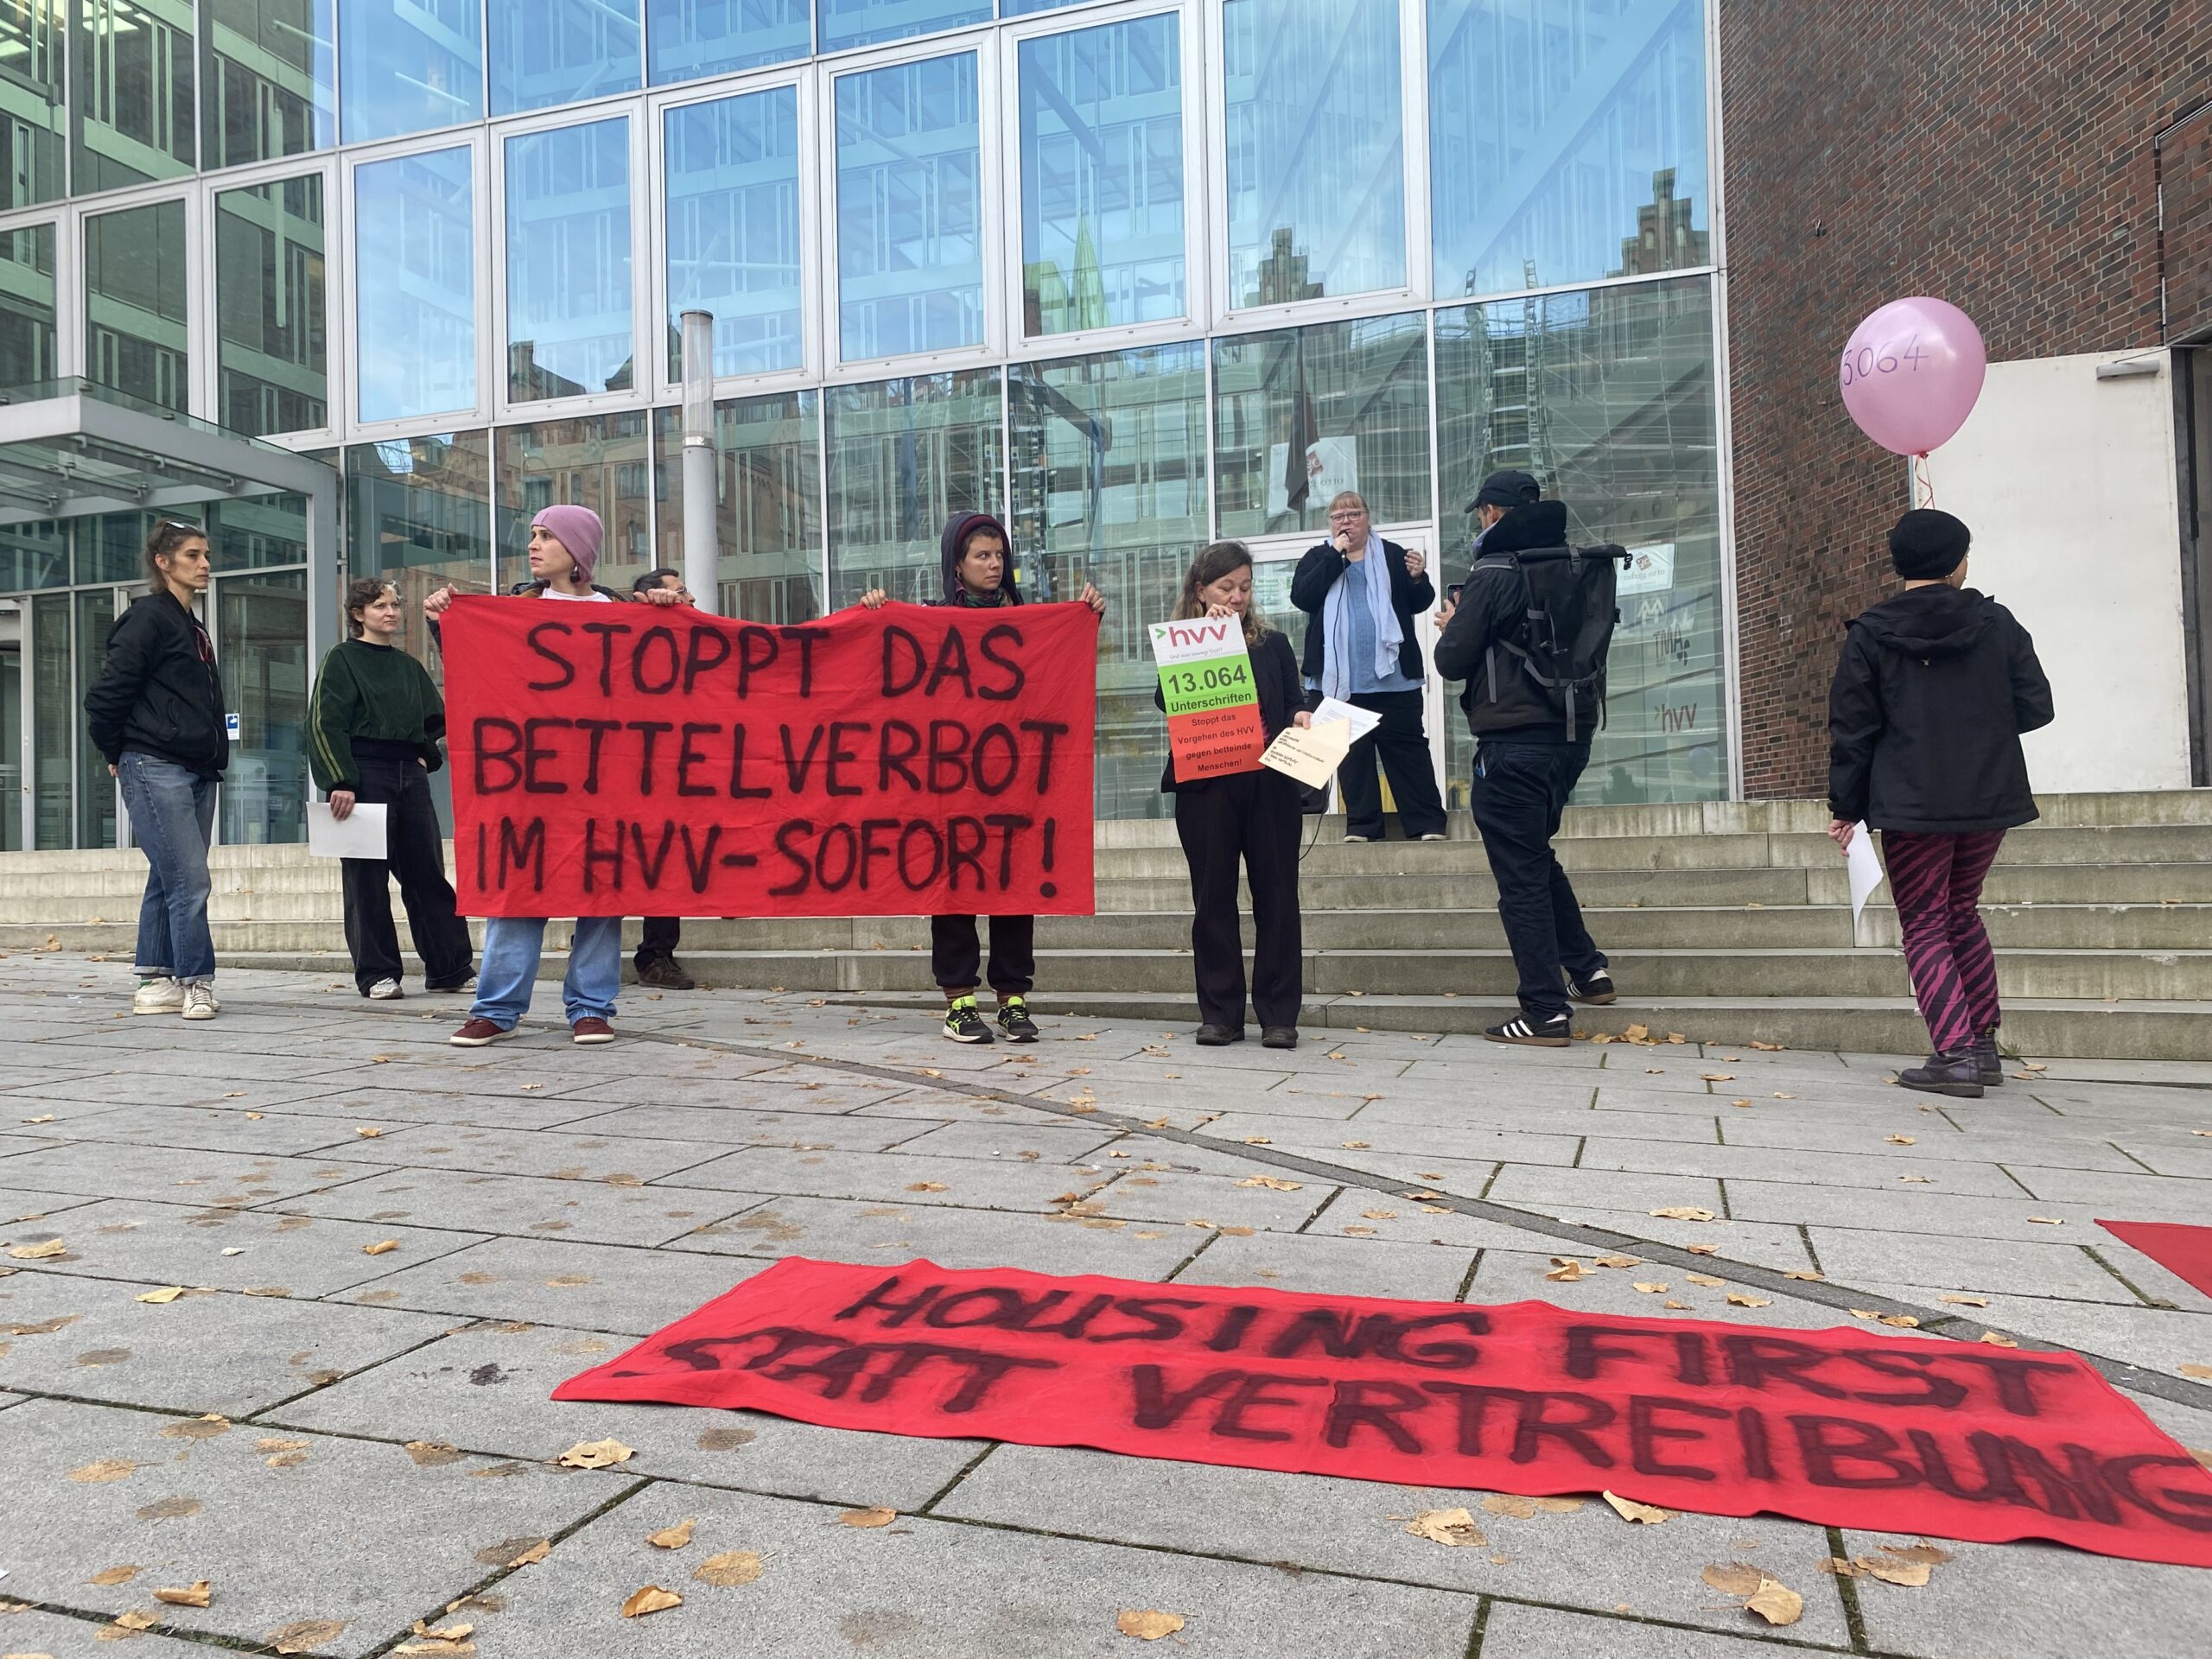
[1,952,2208,1658]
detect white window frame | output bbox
[339,127,494,442]
[75,177,205,423]
[334,0,491,151]
[0,201,78,389]
[819,29,1007,383]
[995,0,1212,362]
[645,65,824,404]
[194,151,343,448]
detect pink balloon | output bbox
[1838,297,1987,456]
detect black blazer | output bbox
[1157,628,1303,793]
[1289,538,1435,687]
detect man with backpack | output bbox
[1433,473,1624,1047]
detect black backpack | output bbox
[1485,543,1630,743]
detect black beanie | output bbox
[1889,509,1970,580]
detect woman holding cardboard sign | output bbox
[1158,542,1308,1050]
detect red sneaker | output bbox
[448,1017,515,1048]
[571,1016,615,1046]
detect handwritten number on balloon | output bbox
[1840,334,1925,388]
[1900,334,1926,370]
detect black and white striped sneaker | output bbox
[1484,1012,1573,1048]
[1567,971,1617,1005]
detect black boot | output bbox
[1971,1031,2005,1087]
[1899,1050,1984,1099]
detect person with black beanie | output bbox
[1827,508,2055,1099]
[858,512,1105,1044]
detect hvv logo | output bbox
[1160,619,1235,649]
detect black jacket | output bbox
[1827,585,2055,833]
[1431,500,1584,743]
[1156,628,1303,793]
[84,591,228,779]
[1289,537,1433,688]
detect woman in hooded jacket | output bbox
[1827,509,2054,1099]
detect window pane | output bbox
[653,391,822,622]
[207,488,313,572]
[507,118,634,403]
[346,429,490,700]
[647,0,808,85]
[494,411,656,594]
[1011,343,1205,821]
[1211,310,1428,540]
[0,519,66,589]
[1431,0,1709,298]
[340,0,482,144]
[202,0,334,167]
[664,86,802,379]
[0,223,57,391]
[74,585,118,847]
[489,0,639,115]
[835,54,982,362]
[817,0,986,55]
[1018,14,1183,338]
[217,568,309,846]
[1222,0,1403,307]
[215,176,327,437]
[355,146,476,423]
[76,508,151,582]
[86,198,188,413]
[30,590,67,847]
[71,0,195,191]
[825,368,1000,608]
[0,0,68,207]
[1437,276,1724,803]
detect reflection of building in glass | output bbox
[215,177,327,437]
[201,0,334,168]
[826,370,1002,607]
[0,0,67,207]
[1613,168,1709,277]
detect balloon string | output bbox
[1913,454,1935,508]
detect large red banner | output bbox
[554,1258,2212,1568]
[442,599,1096,918]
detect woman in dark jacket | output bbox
[1288,491,1447,842]
[1160,541,1309,1049]
[1827,509,2055,1099]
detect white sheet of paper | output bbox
[1260,721,1352,789]
[1307,696,1382,741]
[1847,822,1885,920]
[308,801,389,860]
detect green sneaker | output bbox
[995,996,1039,1043]
[942,997,994,1044]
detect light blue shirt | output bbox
[1339,569,1421,696]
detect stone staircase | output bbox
[4,791,2209,1059]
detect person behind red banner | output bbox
[860,512,1105,1044]
[423,505,680,1047]
[626,567,701,992]
[1157,542,1310,1049]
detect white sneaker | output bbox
[1419,833,1448,842]
[132,976,184,1015]
[181,983,219,1021]
[365,978,404,1001]
[1343,834,1372,844]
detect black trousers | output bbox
[1467,740,1606,1019]
[637,915,682,966]
[931,914,1035,995]
[340,751,474,994]
[1174,769,1304,1031]
[1338,689,1447,839]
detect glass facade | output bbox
[0,0,1734,850]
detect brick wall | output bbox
[1718,3,2212,798]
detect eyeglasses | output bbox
[1328,510,1367,523]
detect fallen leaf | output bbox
[1234,1176,1304,1192]
[70,1459,139,1483]
[1750,1041,1785,1052]
[1882,1543,1955,1565]
[1726,1293,1772,1308]
[6,1239,65,1260]
[905,1181,948,1193]
[1663,1300,1691,1309]
[1632,1282,1669,1294]
[1683,1243,1719,1255]
[2028,1217,2064,1226]
[646,1519,696,1549]
[1242,1135,1271,1145]
[1684,1273,1726,1287]
[1746,1577,1803,1626]
[135,1497,201,1521]
[20,1113,55,1124]
[620,1586,682,1618]
[405,1442,465,1466]
[1940,1294,1991,1307]
[1783,1270,1825,1281]
[1480,1494,1536,1518]
[154,1582,212,1608]
[1857,1554,1932,1586]
[1848,1309,1881,1320]
[136,1287,187,1304]
[1885,1135,1916,1146]
[1878,1314,1920,1328]
[354,1127,384,1139]
[1898,1174,1933,1183]
[1649,1207,1715,1222]
[1361,1210,1398,1221]
[1116,1610,1185,1641]
[113,1611,159,1630]
[1340,1141,1371,1150]
[1700,1074,1734,1083]
[1602,1491,1670,1524]
[1543,1261,1587,1282]
[1731,1100,1751,1109]
[268,1620,348,1653]
[1592,1255,1641,1269]
[1819,1556,1867,1577]
[838,1506,897,1529]
[1702,1563,1764,1597]
[2177,1363,2212,1380]
[88,1567,142,1586]
[556,1439,634,1470]
[1404,1508,1486,1548]
[363,1241,399,1256]
[693,1550,765,1587]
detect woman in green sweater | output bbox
[308,579,475,1000]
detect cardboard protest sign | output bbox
[1148,616,1266,782]
[556,1257,2212,1569]
[442,599,1096,918]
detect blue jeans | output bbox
[470,914,622,1029]
[118,751,218,984]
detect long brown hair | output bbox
[1172,541,1273,645]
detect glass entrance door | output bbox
[213,569,309,846]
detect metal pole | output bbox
[679,309,718,615]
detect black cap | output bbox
[1468,469,1541,512]
[1889,509,1971,580]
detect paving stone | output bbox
[1086,1167,1341,1232]
[332,1235,772,1335]
[0,1186,104,1225]
[1474,1601,1847,1656]
[1577,1138,2031,1198]
[1850,1287,2212,1381]
[0,1071,330,1109]
[1484,1164,1730,1215]
[677,1195,1199,1278]
[1999,1165,2212,1219]
[1170,1229,1477,1300]
[881,1119,1127,1163]
[266,1321,979,1510]
[250,1083,618,1130]
[1467,1244,1945,1338]
[311,1123,738,1185]
[0,1271,454,1415]
[1193,1110,1585,1167]
[454,1479,1480,1659]
[0,1395,627,1659]
[0,1606,216,1655]
[1304,1188,1559,1251]
[0,1140,389,1206]
[1806,1229,2152,1305]
[936,1444,1853,1644]
[277,1168,772,1248]
[1717,1179,2117,1243]
[668,1145,1110,1211]
[29,1101,385,1158]
[552,1071,908,1113]
[535,1103,943,1152]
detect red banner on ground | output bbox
[442,599,1096,918]
[2098,1220,2212,1300]
[553,1258,2212,1567]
